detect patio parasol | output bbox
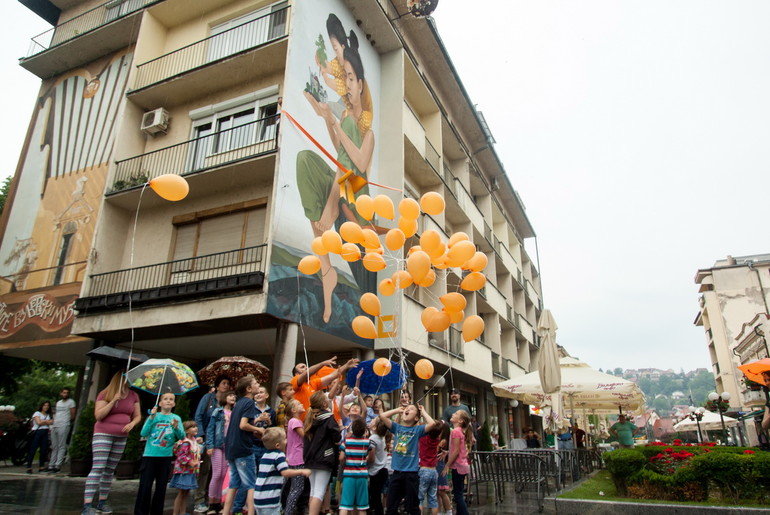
[345,359,408,395]
[536,310,567,436]
[198,356,270,386]
[127,358,199,397]
[673,410,738,432]
[737,358,770,386]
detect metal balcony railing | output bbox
[26,0,161,57]
[429,328,464,359]
[424,137,440,175]
[132,6,289,90]
[449,327,464,358]
[83,245,267,297]
[492,352,501,375]
[111,115,278,191]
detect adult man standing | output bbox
[572,422,587,448]
[49,387,75,473]
[442,388,470,423]
[610,415,638,449]
[193,375,231,513]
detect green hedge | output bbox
[604,449,646,495]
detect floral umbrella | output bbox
[127,358,199,396]
[198,356,270,386]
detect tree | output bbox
[614,367,623,377]
[0,362,79,419]
[0,176,12,215]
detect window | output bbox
[105,0,145,22]
[53,221,77,285]
[207,1,288,62]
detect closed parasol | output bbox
[536,310,567,434]
[198,356,270,386]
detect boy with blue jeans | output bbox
[379,403,439,515]
[222,375,261,515]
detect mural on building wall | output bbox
[267,0,380,345]
[0,50,132,340]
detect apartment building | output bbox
[695,254,770,445]
[3,0,545,441]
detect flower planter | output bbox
[115,459,140,480]
[69,457,91,477]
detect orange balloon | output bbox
[431,253,449,269]
[421,306,439,330]
[407,245,422,256]
[149,174,189,201]
[298,255,321,275]
[392,270,413,288]
[447,308,464,324]
[465,251,488,272]
[415,268,436,287]
[420,192,445,215]
[322,230,343,254]
[460,271,486,292]
[385,229,406,251]
[373,357,392,376]
[373,194,395,220]
[426,241,445,260]
[363,252,386,272]
[422,306,450,332]
[407,251,431,283]
[379,278,396,296]
[399,198,420,220]
[353,316,377,339]
[420,230,441,254]
[340,243,361,262]
[440,292,467,312]
[448,232,470,248]
[398,217,419,238]
[447,240,475,266]
[362,229,381,250]
[340,221,364,244]
[415,359,434,380]
[311,236,328,256]
[462,315,485,342]
[356,195,375,221]
[360,292,381,316]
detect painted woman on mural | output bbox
[297,21,375,324]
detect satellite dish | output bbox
[407,0,439,17]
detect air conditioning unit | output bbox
[140,108,170,136]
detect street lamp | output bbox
[507,399,519,444]
[708,391,732,444]
[688,406,706,443]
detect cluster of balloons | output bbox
[149,174,189,201]
[371,356,433,381]
[298,190,487,343]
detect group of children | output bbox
[133,372,475,515]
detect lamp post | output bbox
[688,406,706,443]
[708,391,732,444]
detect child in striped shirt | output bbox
[339,418,370,514]
[254,427,310,515]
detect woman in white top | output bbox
[26,400,53,473]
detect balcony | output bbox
[75,245,266,313]
[743,389,766,406]
[429,327,464,359]
[110,115,278,194]
[128,6,289,109]
[21,0,164,79]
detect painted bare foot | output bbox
[321,265,338,323]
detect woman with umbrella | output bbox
[81,371,141,515]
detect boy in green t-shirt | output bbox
[135,392,185,515]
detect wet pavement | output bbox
[0,463,551,514]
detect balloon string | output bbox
[125,183,148,375]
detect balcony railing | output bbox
[111,116,278,191]
[429,328,464,359]
[77,245,266,311]
[132,6,289,91]
[424,137,441,175]
[27,0,161,57]
[492,352,501,376]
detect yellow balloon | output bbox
[298,255,321,275]
[311,237,328,256]
[440,292,467,312]
[447,240,475,265]
[321,230,343,254]
[356,195,375,221]
[420,191,445,215]
[340,243,361,262]
[462,315,485,342]
[373,194,395,220]
[363,252,386,272]
[362,229,381,250]
[360,292,381,316]
[373,357,392,376]
[415,268,436,287]
[379,278,396,296]
[149,174,189,201]
[420,230,441,254]
[447,308,464,324]
[465,251,488,272]
[352,316,377,339]
[415,359,434,380]
[392,270,413,288]
[460,271,486,292]
[407,251,431,283]
[385,229,406,251]
[398,217,418,238]
[340,222,364,244]
[399,198,421,220]
[448,232,470,248]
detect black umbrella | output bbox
[87,346,148,365]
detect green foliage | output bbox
[627,467,706,502]
[122,425,143,461]
[69,401,95,460]
[689,452,754,503]
[604,448,646,495]
[0,361,78,419]
[477,421,493,452]
[175,394,192,422]
[315,34,328,66]
[0,176,12,215]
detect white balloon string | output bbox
[125,183,148,375]
[295,270,310,386]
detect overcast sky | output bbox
[3,1,767,372]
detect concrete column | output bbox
[362,349,375,361]
[497,400,507,444]
[272,321,298,406]
[475,391,485,423]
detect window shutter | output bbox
[197,212,245,256]
[244,207,266,246]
